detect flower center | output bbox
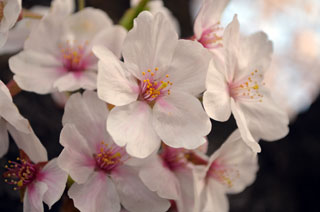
[139,67,172,102]
[59,40,93,73]
[229,70,264,102]
[207,161,239,188]
[4,157,38,190]
[196,22,223,49]
[94,142,128,173]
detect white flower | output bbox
[195,130,258,212]
[9,7,126,94]
[203,15,289,152]
[93,11,211,158]
[139,145,209,212]
[4,150,68,212]
[0,0,22,47]
[58,91,170,212]
[193,0,230,51]
[0,80,47,162]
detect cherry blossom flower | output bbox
[194,130,258,212]
[0,0,22,47]
[0,0,75,54]
[203,15,289,152]
[193,0,230,51]
[93,11,211,158]
[0,80,47,162]
[139,144,208,212]
[58,91,170,212]
[4,150,68,212]
[9,7,126,94]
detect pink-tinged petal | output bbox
[64,8,112,42]
[63,91,111,148]
[53,71,97,92]
[153,92,211,149]
[7,124,48,163]
[90,26,127,58]
[209,129,258,194]
[58,124,95,184]
[239,91,289,142]
[122,11,178,79]
[0,118,9,157]
[23,181,48,212]
[111,165,170,212]
[107,101,161,158]
[94,46,139,106]
[203,59,231,122]
[237,32,273,79]
[167,39,211,96]
[38,158,68,209]
[69,171,121,212]
[0,81,30,133]
[139,154,180,200]
[201,180,228,212]
[194,0,230,39]
[9,50,62,94]
[223,15,240,81]
[175,168,197,212]
[230,99,261,153]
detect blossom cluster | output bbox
[0,0,289,211]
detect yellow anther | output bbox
[142,72,146,76]
[166,74,169,78]
[253,84,259,90]
[147,69,151,72]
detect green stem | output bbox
[78,0,85,11]
[119,0,150,30]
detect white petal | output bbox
[53,71,97,92]
[122,11,178,79]
[167,39,211,96]
[58,124,95,184]
[90,26,127,58]
[62,91,111,147]
[94,46,139,106]
[139,154,180,200]
[23,181,48,212]
[230,99,261,153]
[209,129,258,193]
[0,118,9,158]
[9,50,62,94]
[194,0,230,39]
[39,158,68,209]
[239,91,289,141]
[7,124,48,163]
[69,171,121,212]
[112,165,170,212]
[153,92,211,149]
[203,59,231,121]
[1,0,21,31]
[107,101,160,158]
[51,0,75,16]
[201,180,229,212]
[175,168,197,212]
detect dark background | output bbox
[1,0,320,211]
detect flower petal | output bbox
[0,118,9,158]
[39,158,68,209]
[194,0,230,39]
[63,91,111,148]
[58,124,95,184]
[139,154,180,200]
[53,71,97,92]
[7,124,48,163]
[122,11,178,79]
[112,165,170,212]
[203,59,231,121]
[167,39,211,96]
[69,171,121,212]
[23,181,48,212]
[153,92,211,149]
[94,46,139,106]
[230,99,261,153]
[107,101,160,158]
[201,180,229,212]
